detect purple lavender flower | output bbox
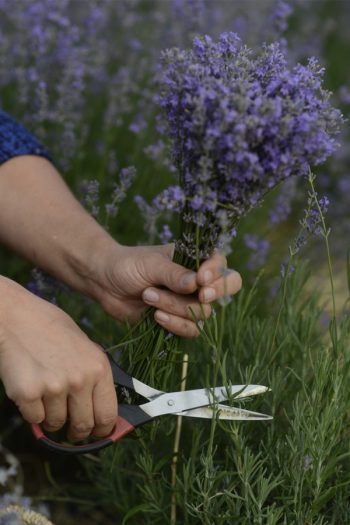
[290,188,330,255]
[269,178,297,224]
[128,115,147,134]
[304,194,330,235]
[159,224,173,244]
[338,85,350,105]
[105,166,137,220]
[244,234,270,270]
[153,186,185,212]
[0,512,23,525]
[26,268,65,304]
[79,179,100,217]
[155,32,343,261]
[270,0,293,34]
[134,195,160,243]
[280,262,295,278]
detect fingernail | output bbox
[203,270,213,284]
[155,311,170,323]
[143,289,159,303]
[203,288,216,301]
[181,271,196,287]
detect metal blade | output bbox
[176,404,273,420]
[141,384,269,418]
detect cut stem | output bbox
[170,353,189,525]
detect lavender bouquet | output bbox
[129,32,343,384]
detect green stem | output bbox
[270,258,293,356]
[308,169,338,350]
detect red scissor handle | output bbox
[31,404,151,455]
[31,416,135,455]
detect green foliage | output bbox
[70,249,350,524]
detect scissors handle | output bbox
[31,405,150,455]
[105,352,135,389]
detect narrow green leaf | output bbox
[122,504,150,524]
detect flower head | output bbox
[155,32,343,259]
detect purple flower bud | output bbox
[159,224,173,244]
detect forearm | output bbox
[0,156,118,298]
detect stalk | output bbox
[307,170,338,353]
[122,220,208,387]
[170,353,189,525]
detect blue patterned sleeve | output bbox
[0,110,52,165]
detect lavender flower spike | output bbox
[155,32,344,261]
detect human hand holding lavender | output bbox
[94,242,241,338]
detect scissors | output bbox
[31,353,272,455]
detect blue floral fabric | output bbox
[0,110,51,165]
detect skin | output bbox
[0,155,242,441]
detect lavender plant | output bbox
[128,32,343,384]
[77,205,350,523]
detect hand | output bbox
[90,243,242,338]
[0,157,241,339]
[0,277,117,440]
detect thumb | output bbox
[148,253,197,294]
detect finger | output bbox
[92,368,118,438]
[154,243,175,260]
[197,251,227,286]
[147,256,198,295]
[198,269,242,304]
[104,298,146,323]
[17,399,45,424]
[67,386,95,442]
[116,300,146,323]
[42,393,67,432]
[154,309,200,338]
[143,287,211,321]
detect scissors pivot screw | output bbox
[167,399,175,406]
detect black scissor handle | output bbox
[105,352,135,390]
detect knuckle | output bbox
[189,327,200,338]
[95,414,117,428]
[69,373,85,392]
[71,421,93,434]
[164,295,176,311]
[26,412,45,424]
[10,387,40,404]
[203,304,212,319]
[183,320,199,339]
[45,419,65,430]
[31,416,45,425]
[46,381,65,397]
[94,357,108,379]
[187,303,211,320]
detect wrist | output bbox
[0,276,20,348]
[65,231,124,302]
[0,156,122,302]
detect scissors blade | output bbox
[177,404,273,420]
[141,384,269,418]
